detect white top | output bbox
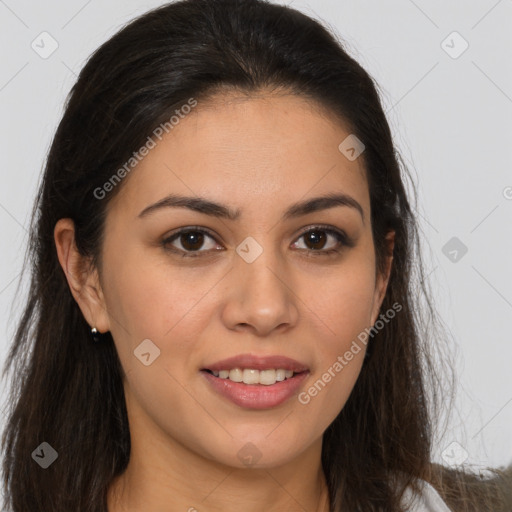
[401,479,452,512]
[315,477,452,511]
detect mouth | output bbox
[201,368,307,386]
[200,354,310,409]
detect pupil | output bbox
[181,232,204,251]
[306,231,326,250]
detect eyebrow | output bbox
[137,192,365,223]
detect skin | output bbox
[55,91,394,512]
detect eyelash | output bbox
[161,225,355,259]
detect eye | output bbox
[162,227,222,257]
[291,225,354,256]
[161,225,354,258]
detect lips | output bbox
[200,353,310,409]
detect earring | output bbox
[90,327,101,343]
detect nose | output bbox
[220,242,299,337]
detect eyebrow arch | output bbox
[137,192,364,223]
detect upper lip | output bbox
[202,353,309,373]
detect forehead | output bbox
[107,91,369,219]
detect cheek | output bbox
[298,256,376,411]
[103,250,220,335]
[309,257,377,344]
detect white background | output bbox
[0,0,511,471]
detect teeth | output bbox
[258,369,276,385]
[212,368,298,385]
[229,368,243,382]
[243,369,260,385]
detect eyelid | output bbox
[162,225,218,241]
[295,223,348,239]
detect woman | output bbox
[1,0,508,510]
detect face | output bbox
[72,92,392,469]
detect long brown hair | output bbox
[1,0,509,510]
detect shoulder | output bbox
[401,478,453,512]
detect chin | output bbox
[198,432,311,470]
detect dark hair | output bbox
[1,0,509,510]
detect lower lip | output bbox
[201,370,309,410]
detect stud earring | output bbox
[90,327,101,343]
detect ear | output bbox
[54,218,110,334]
[370,230,395,326]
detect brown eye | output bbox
[179,231,205,251]
[162,228,222,256]
[303,230,327,250]
[292,226,352,255]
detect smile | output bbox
[205,368,298,385]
